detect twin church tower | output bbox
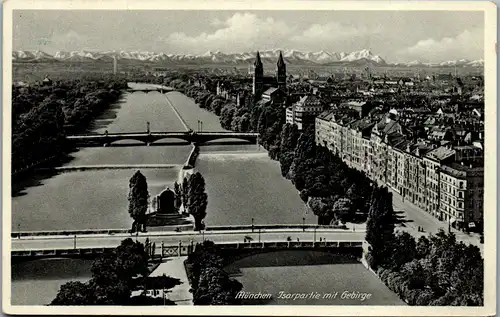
[252,51,287,98]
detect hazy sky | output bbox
[13,10,484,62]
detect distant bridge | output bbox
[126,86,181,94]
[66,131,260,147]
[11,228,366,259]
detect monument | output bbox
[156,188,177,216]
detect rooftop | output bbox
[263,87,278,95]
[441,162,484,178]
[425,146,456,162]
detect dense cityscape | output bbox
[9,9,487,311]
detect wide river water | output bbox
[11,83,401,305]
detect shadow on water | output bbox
[225,250,360,275]
[11,151,79,197]
[80,141,192,148]
[85,96,126,133]
[12,94,130,197]
[146,212,194,228]
[11,258,93,281]
[199,140,257,147]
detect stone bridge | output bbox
[11,240,364,261]
[66,131,260,147]
[126,86,181,94]
[11,228,366,260]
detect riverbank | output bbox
[12,79,128,177]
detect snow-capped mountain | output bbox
[11,49,483,68]
[12,50,53,61]
[393,58,484,68]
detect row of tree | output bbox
[365,186,484,306]
[12,77,128,173]
[184,241,242,305]
[51,238,178,305]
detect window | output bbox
[458,202,463,209]
[459,181,464,189]
[458,191,463,198]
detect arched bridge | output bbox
[126,86,184,94]
[66,131,260,147]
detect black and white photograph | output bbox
[3,1,496,315]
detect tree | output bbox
[365,187,395,269]
[186,241,242,305]
[332,197,352,222]
[174,181,182,210]
[390,231,417,270]
[181,176,190,213]
[51,281,92,305]
[128,171,150,232]
[52,239,150,306]
[187,172,208,231]
[279,151,295,177]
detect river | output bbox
[11,83,399,306]
[225,251,404,305]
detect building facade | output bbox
[314,109,484,232]
[286,95,324,131]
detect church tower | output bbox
[253,51,264,98]
[276,51,287,90]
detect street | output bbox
[389,186,482,250]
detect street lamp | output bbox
[74,235,77,249]
[251,218,254,232]
[17,223,20,239]
[302,217,305,232]
[258,229,261,243]
[200,121,203,132]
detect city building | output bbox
[422,146,456,219]
[252,50,287,101]
[439,162,484,230]
[314,102,484,232]
[285,95,324,130]
[342,100,373,118]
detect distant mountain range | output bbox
[12,49,484,68]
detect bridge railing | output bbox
[11,240,364,258]
[196,132,259,135]
[11,224,349,238]
[67,131,190,137]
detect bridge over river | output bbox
[126,86,181,94]
[11,227,366,259]
[66,131,260,147]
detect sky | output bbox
[13,10,484,63]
